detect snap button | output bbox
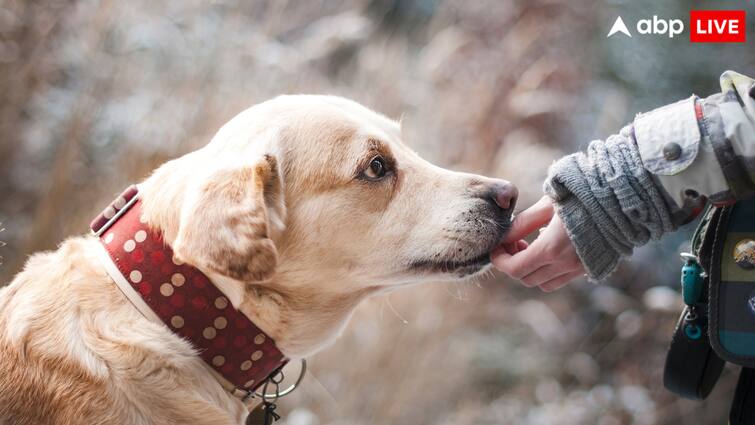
[683,189,699,198]
[663,142,682,161]
[734,239,755,270]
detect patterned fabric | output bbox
[90,185,139,235]
[92,187,286,394]
[709,198,755,365]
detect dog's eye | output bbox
[364,156,387,180]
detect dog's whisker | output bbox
[0,224,6,265]
[456,282,466,300]
[300,369,340,409]
[384,294,409,325]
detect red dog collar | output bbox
[91,186,287,398]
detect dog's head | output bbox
[143,95,516,295]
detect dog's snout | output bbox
[491,182,518,211]
[468,179,518,212]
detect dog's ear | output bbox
[172,154,285,282]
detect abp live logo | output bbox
[690,10,746,43]
[607,10,746,43]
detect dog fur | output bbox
[0,96,514,424]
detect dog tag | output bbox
[262,401,280,425]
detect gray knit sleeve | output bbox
[544,125,679,280]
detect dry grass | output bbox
[0,223,5,266]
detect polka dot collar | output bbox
[91,186,287,400]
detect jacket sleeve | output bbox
[544,71,755,280]
[635,71,755,209]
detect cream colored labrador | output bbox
[0,96,516,424]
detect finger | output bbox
[503,196,555,243]
[521,264,574,288]
[491,243,545,279]
[501,240,529,255]
[539,270,585,293]
[501,242,518,255]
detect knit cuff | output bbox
[552,194,621,281]
[543,124,679,281]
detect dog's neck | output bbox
[244,274,378,358]
[139,173,378,360]
[202,266,377,358]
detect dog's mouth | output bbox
[406,209,511,278]
[408,251,492,277]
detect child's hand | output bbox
[490,196,585,292]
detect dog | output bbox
[0,95,517,424]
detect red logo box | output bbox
[690,10,746,43]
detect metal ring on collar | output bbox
[255,359,307,400]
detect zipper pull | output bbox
[680,252,705,306]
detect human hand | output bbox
[491,196,585,292]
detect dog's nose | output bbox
[489,181,518,211]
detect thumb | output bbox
[503,196,555,243]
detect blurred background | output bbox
[1,0,754,424]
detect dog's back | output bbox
[0,239,118,424]
[0,238,244,425]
